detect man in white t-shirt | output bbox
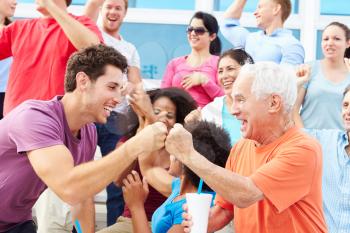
[84,0,142,227]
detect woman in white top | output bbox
[187,48,254,145]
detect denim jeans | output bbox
[95,112,124,226]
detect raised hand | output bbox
[295,64,311,89]
[122,170,149,210]
[181,72,209,89]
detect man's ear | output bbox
[273,3,282,17]
[76,72,90,91]
[268,94,282,113]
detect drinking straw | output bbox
[75,219,83,233]
[197,178,204,194]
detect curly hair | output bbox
[148,88,197,124]
[64,44,128,92]
[183,121,231,192]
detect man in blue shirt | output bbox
[305,84,350,232]
[220,0,304,65]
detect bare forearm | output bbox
[186,151,263,208]
[129,207,151,233]
[46,3,100,49]
[72,198,95,233]
[63,138,143,204]
[138,153,173,197]
[83,0,101,22]
[224,0,247,19]
[128,66,142,84]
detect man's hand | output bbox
[122,170,149,210]
[295,64,311,89]
[181,72,209,89]
[165,123,195,164]
[133,122,168,155]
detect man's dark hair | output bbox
[66,0,72,7]
[64,44,128,92]
[183,121,231,192]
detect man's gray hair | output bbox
[240,62,297,113]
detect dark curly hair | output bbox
[183,121,231,192]
[64,44,128,92]
[148,88,197,124]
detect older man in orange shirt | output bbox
[165,62,327,233]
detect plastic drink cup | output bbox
[185,193,212,233]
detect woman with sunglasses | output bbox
[0,0,16,119]
[161,11,224,108]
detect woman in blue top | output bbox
[122,121,231,233]
[294,22,350,130]
[0,0,16,119]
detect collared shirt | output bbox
[220,18,304,65]
[305,129,350,233]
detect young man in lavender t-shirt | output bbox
[0,44,168,233]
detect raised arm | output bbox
[138,150,174,197]
[293,64,311,128]
[224,0,247,19]
[83,0,104,22]
[27,122,168,206]
[37,0,101,49]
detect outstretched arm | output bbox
[27,122,168,206]
[37,0,101,49]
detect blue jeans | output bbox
[95,112,124,226]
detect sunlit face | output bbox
[101,0,127,34]
[218,56,242,96]
[231,73,270,141]
[153,96,177,131]
[83,64,125,124]
[253,0,277,29]
[342,91,350,132]
[322,25,350,60]
[0,0,17,21]
[187,18,215,51]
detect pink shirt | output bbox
[161,55,224,107]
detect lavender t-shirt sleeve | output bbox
[8,107,64,153]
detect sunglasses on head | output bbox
[186,26,209,35]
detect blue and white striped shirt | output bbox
[305,129,350,233]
